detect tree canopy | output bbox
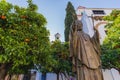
[101,10,120,71]
[50,40,70,80]
[0,0,50,78]
[64,1,77,42]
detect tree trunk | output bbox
[60,73,64,80]
[57,73,59,80]
[63,72,69,80]
[41,73,46,80]
[0,64,8,80]
[23,73,31,80]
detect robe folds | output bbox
[70,26,103,80]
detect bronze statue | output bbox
[69,20,103,80]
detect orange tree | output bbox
[101,10,120,71]
[50,40,71,80]
[0,0,51,79]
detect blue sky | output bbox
[7,0,120,42]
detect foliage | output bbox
[64,1,77,42]
[51,40,71,76]
[101,10,120,70]
[0,0,51,74]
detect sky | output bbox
[7,0,120,42]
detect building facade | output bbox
[76,6,120,44]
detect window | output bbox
[92,10,105,14]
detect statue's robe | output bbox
[70,30,103,80]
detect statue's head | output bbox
[72,20,83,31]
[70,20,83,40]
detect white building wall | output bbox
[84,9,93,16]
[35,69,120,80]
[77,7,111,44]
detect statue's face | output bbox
[71,20,83,32]
[75,20,83,31]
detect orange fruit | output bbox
[25,38,30,42]
[21,16,27,19]
[1,15,6,19]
